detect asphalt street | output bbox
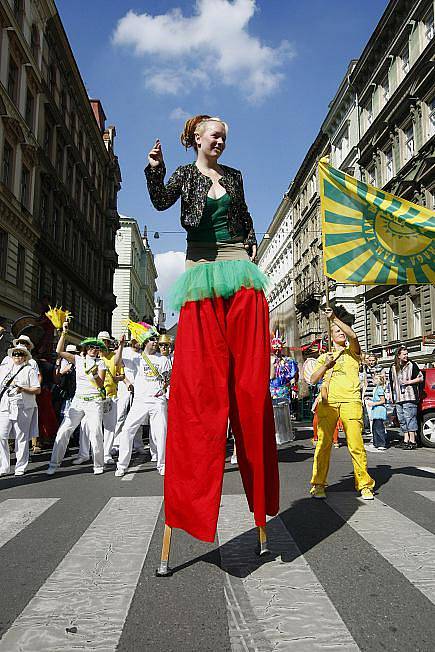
[0,425,434,651]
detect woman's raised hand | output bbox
[148,139,163,168]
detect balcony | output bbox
[295,281,322,313]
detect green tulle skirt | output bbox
[168,260,269,311]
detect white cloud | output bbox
[113,0,294,103]
[154,251,185,323]
[169,107,191,121]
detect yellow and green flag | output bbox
[319,158,435,284]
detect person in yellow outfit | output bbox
[309,307,375,500]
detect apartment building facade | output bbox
[258,0,435,365]
[111,218,157,341]
[0,0,121,341]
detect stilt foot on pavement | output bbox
[155,524,173,577]
[255,525,270,557]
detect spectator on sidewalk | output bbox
[0,344,40,476]
[389,346,423,450]
[362,352,385,441]
[366,374,388,451]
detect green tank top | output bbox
[187,193,232,243]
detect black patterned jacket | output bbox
[144,162,257,246]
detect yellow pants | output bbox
[310,400,375,491]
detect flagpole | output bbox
[324,276,332,352]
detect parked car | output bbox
[420,368,435,448]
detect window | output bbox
[0,229,7,279]
[389,303,400,341]
[77,131,83,156]
[381,75,389,106]
[16,244,25,289]
[424,8,435,44]
[428,97,435,138]
[400,43,410,76]
[412,296,422,337]
[66,155,73,192]
[335,128,349,166]
[30,25,39,59]
[40,191,49,227]
[364,98,373,129]
[62,279,68,306]
[48,64,56,94]
[404,125,414,161]
[20,165,30,208]
[43,118,53,158]
[385,148,393,182]
[7,58,19,104]
[56,140,64,178]
[62,219,69,251]
[373,310,382,344]
[13,1,24,28]
[61,90,68,119]
[52,206,59,242]
[25,88,35,130]
[2,141,13,188]
[51,271,57,303]
[75,173,82,208]
[37,261,45,298]
[366,165,376,186]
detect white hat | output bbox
[97,331,111,341]
[66,344,79,353]
[13,335,34,350]
[8,344,31,360]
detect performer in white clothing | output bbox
[113,338,144,453]
[115,326,171,477]
[47,323,107,475]
[0,335,41,452]
[0,344,40,476]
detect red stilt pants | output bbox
[164,287,280,542]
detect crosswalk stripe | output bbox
[218,495,359,651]
[0,499,59,549]
[0,496,162,651]
[327,493,435,606]
[121,462,148,481]
[415,491,435,502]
[416,467,435,475]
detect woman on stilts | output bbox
[145,115,279,571]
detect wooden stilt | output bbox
[155,524,173,577]
[256,525,270,556]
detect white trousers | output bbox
[79,398,118,462]
[0,408,34,474]
[113,392,144,450]
[49,398,104,471]
[117,397,167,472]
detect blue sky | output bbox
[56,0,388,321]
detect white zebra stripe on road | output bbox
[121,462,149,481]
[415,491,435,502]
[218,495,359,651]
[0,496,162,651]
[0,499,59,549]
[327,493,435,606]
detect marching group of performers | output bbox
[1,114,376,562]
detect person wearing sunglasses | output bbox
[115,326,171,477]
[0,344,41,476]
[46,323,107,475]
